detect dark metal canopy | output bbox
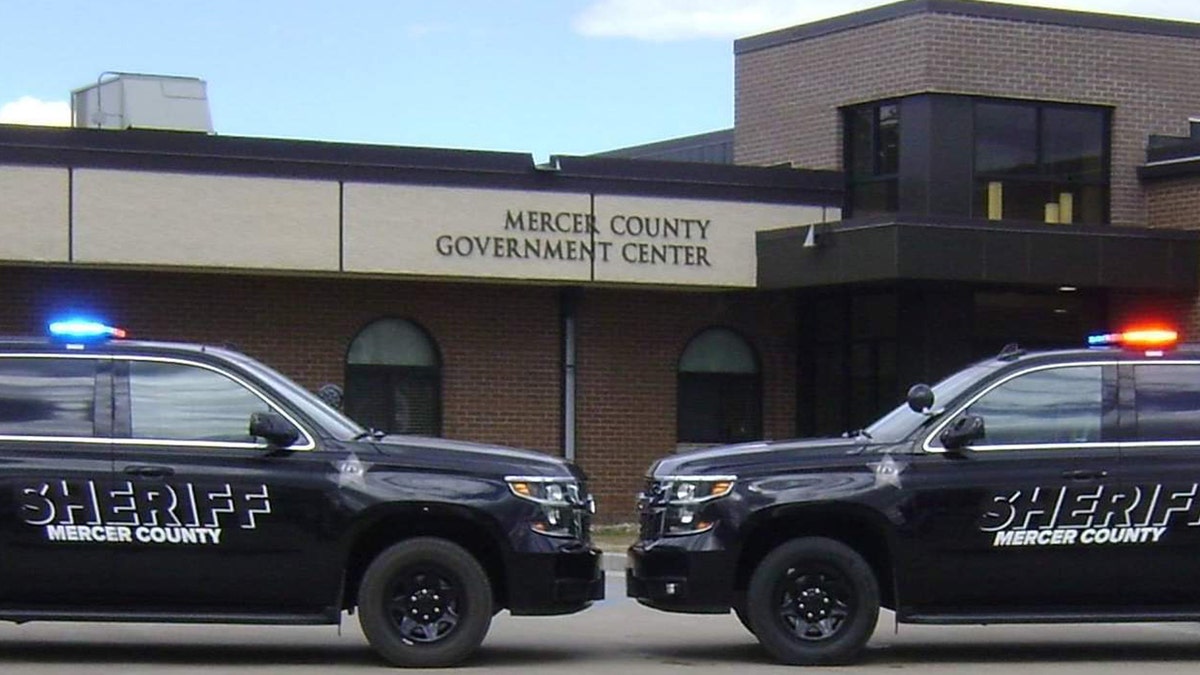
[758,216,1200,291]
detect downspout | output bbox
[562,288,578,461]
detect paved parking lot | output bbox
[3,575,1200,673]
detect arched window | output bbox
[677,327,762,444]
[344,318,442,436]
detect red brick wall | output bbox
[736,11,1200,228]
[0,266,796,522]
[0,266,563,455]
[574,288,795,521]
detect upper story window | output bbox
[845,102,900,217]
[344,318,442,436]
[677,327,762,444]
[974,100,1109,224]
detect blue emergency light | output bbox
[48,319,127,341]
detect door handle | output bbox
[124,465,175,478]
[1061,469,1108,480]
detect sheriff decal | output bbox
[18,480,272,546]
[980,484,1199,547]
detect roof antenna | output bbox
[998,343,1025,361]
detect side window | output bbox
[955,365,1105,446]
[0,358,98,437]
[1133,364,1200,442]
[127,361,271,443]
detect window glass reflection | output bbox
[0,358,95,437]
[1042,107,1104,177]
[975,103,1037,175]
[966,366,1102,445]
[128,361,270,442]
[1133,365,1200,442]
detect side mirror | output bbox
[316,383,344,410]
[940,414,985,452]
[906,383,935,413]
[250,411,300,448]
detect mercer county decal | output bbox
[18,480,272,546]
[980,484,1200,548]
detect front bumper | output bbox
[506,546,605,615]
[625,539,737,613]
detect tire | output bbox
[358,537,493,668]
[746,537,879,666]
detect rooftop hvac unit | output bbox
[71,72,213,133]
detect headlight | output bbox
[505,476,588,538]
[644,475,736,536]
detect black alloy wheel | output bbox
[358,537,493,668]
[386,567,462,643]
[777,567,853,641]
[746,537,879,665]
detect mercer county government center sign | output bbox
[1,168,833,288]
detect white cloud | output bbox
[573,0,1200,42]
[0,96,71,127]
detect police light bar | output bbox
[1087,328,1177,349]
[48,319,127,341]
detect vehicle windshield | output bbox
[863,361,1003,442]
[219,349,366,441]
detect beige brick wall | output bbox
[735,11,1200,228]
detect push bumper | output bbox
[506,546,605,615]
[625,540,737,613]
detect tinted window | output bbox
[678,328,762,444]
[0,358,97,437]
[128,361,271,442]
[1042,107,1104,177]
[963,366,1104,445]
[1133,365,1200,442]
[973,100,1109,224]
[345,318,443,436]
[975,103,1037,174]
[844,101,900,217]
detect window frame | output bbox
[843,100,901,218]
[922,362,1117,454]
[0,354,108,444]
[112,356,315,451]
[344,317,444,437]
[676,327,764,445]
[971,98,1112,224]
[1124,360,1200,450]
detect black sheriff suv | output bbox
[0,321,602,667]
[628,328,1200,665]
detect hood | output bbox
[368,434,575,479]
[650,436,892,478]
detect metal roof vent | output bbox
[71,72,213,133]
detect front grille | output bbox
[637,478,667,539]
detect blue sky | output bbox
[2,0,1198,161]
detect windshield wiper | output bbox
[842,428,873,440]
[352,428,386,441]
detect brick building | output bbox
[4,0,1200,521]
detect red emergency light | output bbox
[1087,327,1178,349]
